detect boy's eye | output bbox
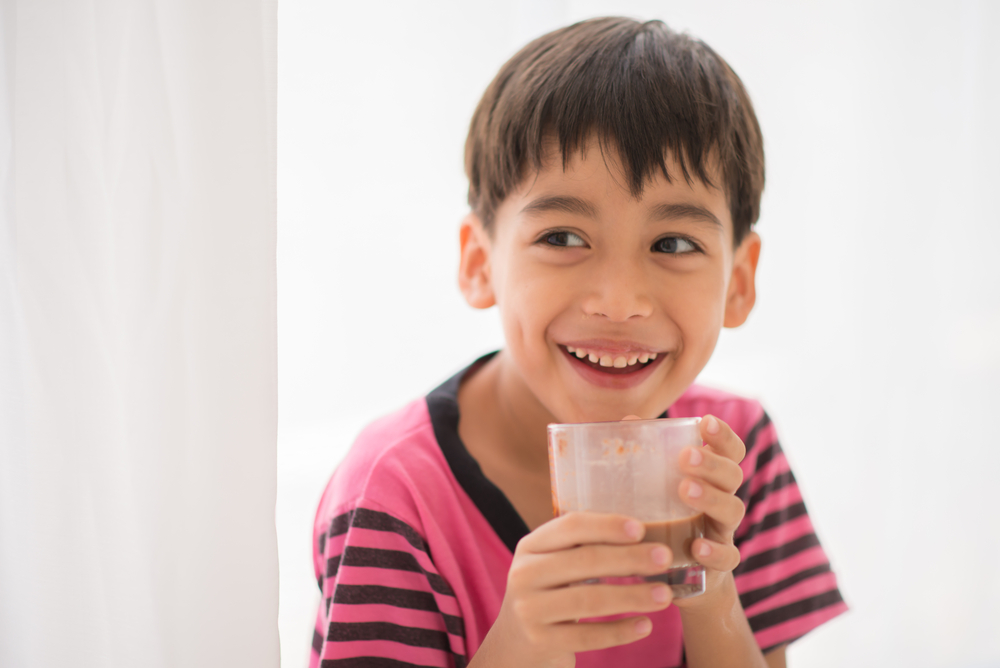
[652,236,698,254]
[543,231,587,247]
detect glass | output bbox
[547,417,706,598]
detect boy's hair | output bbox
[465,17,765,245]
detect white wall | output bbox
[278,2,1000,667]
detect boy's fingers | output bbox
[529,582,672,624]
[517,542,672,590]
[699,415,746,464]
[518,512,643,555]
[546,617,654,653]
[679,446,744,494]
[679,479,746,530]
[690,538,741,573]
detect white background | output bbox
[278,2,1000,667]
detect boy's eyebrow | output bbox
[519,197,722,230]
[648,203,723,229]
[519,195,599,219]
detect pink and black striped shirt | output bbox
[310,358,846,667]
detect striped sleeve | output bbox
[309,505,467,668]
[732,412,848,653]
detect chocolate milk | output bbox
[643,514,705,567]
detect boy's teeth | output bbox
[567,346,659,366]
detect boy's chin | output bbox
[553,400,656,424]
[551,382,685,423]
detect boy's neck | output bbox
[457,350,552,473]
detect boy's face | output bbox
[459,139,760,423]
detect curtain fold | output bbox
[0,2,279,667]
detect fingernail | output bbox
[686,481,703,498]
[688,447,703,466]
[624,519,643,540]
[705,415,720,434]
[651,546,670,566]
[635,618,652,635]
[651,585,670,603]
[698,542,712,557]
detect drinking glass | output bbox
[547,417,706,598]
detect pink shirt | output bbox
[310,358,846,667]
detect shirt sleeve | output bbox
[310,503,468,668]
[732,411,848,653]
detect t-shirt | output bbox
[309,356,847,668]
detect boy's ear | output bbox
[723,231,761,328]
[458,214,496,309]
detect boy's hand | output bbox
[674,414,747,606]
[475,512,674,668]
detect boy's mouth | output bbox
[559,344,660,375]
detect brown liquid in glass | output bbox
[643,514,705,567]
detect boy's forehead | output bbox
[537,135,722,188]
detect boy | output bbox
[310,17,845,668]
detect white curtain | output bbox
[0,2,278,667]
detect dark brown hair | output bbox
[465,17,765,245]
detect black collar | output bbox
[426,352,529,553]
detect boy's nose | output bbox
[580,264,654,322]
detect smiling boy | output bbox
[310,17,845,668]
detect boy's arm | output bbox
[767,646,787,668]
[671,415,772,668]
[676,572,782,668]
[676,412,840,667]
